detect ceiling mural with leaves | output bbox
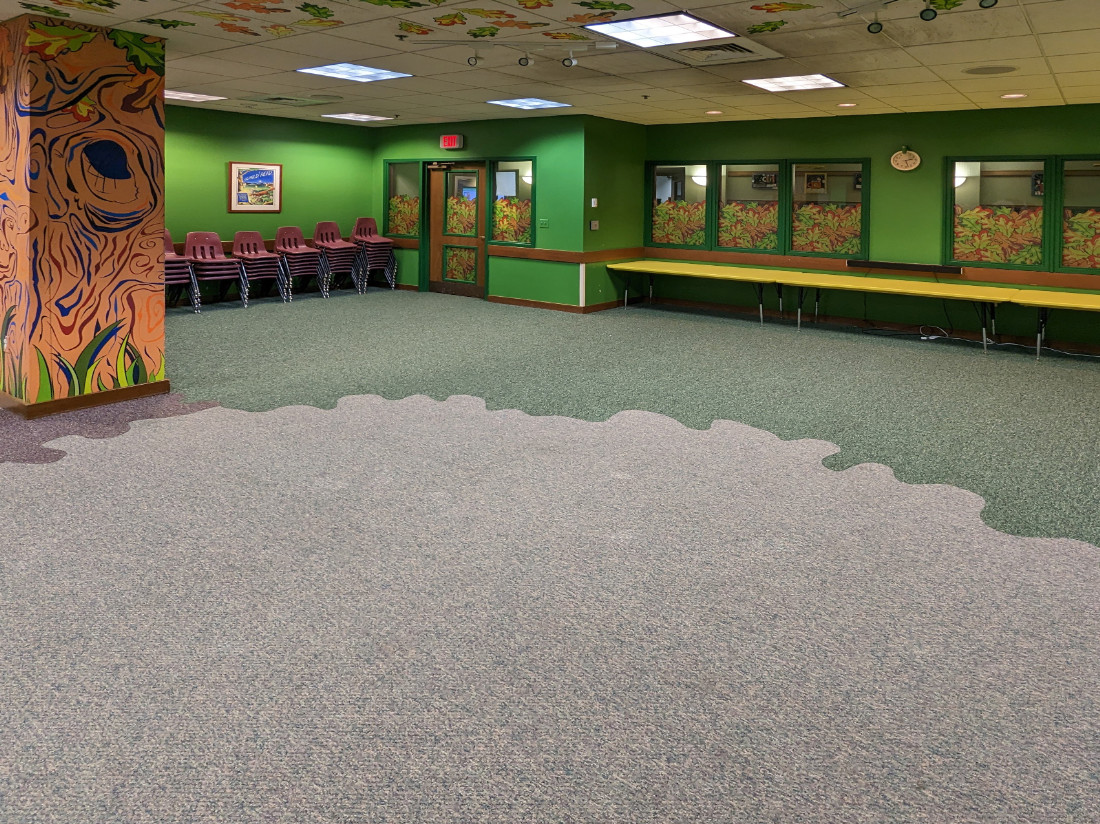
[0,0,1089,127]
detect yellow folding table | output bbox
[1006,289,1100,358]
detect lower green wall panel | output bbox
[488,258,579,306]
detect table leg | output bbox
[1036,308,1049,360]
[775,284,783,316]
[649,273,654,303]
[815,289,821,324]
[755,283,764,326]
[980,302,988,353]
[796,286,805,331]
[990,304,997,337]
[624,273,629,309]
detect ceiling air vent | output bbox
[651,35,784,67]
[243,95,327,107]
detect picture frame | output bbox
[804,172,827,192]
[228,161,282,213]
[1031,172,1044,198]
[751,172,778,190]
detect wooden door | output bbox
[429,163,486,298]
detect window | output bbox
[1061,159,1100,271]
[791,162,864,256]
[718,164,780,251]
[444,170,479,237]
[951,159,1044,266]
[491,160,533,244]
[650,164,707,247]
[386,162,420,237]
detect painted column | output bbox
[0,14,165,408]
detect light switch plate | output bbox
[589,220,599,231]
[590,197,598,207]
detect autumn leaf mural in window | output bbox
[718,201,779,250]
[446,196,477,235]
[791,202,862,254]
[651,200,706,246]
[953,204,1043,265]
[1062,208,1100,269]
[443,246,477,282]
[387,194,419,236]
[492,197,532,243]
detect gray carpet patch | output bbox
[0,393,217,465]
[2,395,1097,823]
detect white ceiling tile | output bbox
[1055,70,1100,88]
[1036,30,1099,57]
[930,57,1051,81]
[1024,0,1100,33]
[1048,53,1100,74]
[904,35,1043,67]
[949,74,1059,93]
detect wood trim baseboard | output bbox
[488,296,585,313]
[489,246,645,264]
[0,379,172,420]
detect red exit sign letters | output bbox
[440,134,464,150]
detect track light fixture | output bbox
[919,3,937,21]
[518,55,531,66]
[867,16,883,34]
[468,55,479,66]
[562,54,578,67]
[979,0,998,7]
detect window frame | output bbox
[487,156,536,248]
[786,158,870,261]
[382,160,424,239]
[1053,154,1100,276]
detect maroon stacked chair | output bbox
[351,217,397,289]
[313,221,362,294]
[275,226,330,298]
[184,231,249,308]
[233,231,289,303]
[164,230,201,313]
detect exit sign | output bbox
[440,134,464,150]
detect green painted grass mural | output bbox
[492,197,532,243]
[388,194,420,236]
[652,200,705,246]
[718,201,779,250]
[791,202,861,255]
[1062,208,1100,269]
[953,204,1043,265]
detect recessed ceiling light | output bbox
[585,13,735,48]
[487,98,571,110]
[297,63,412,83]
[164,91,227,102]
[322,113,394,122]
[1000,93,1028,99]
[837,103,858,108]
[705,109,723,115]
[964,65,1016,76]
[743,74,845,93]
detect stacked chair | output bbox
[233,231,289,303]
[352,217,397,289]
[164,230,201,313]
[184,232,250,308]
[275,226,330,298]
[313,222,362,294]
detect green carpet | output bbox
[166,290,1100,547]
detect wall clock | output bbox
[890,148,921,171]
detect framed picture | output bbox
[228,161,282,213]
[804,172,827,192]
[853,172,863,190]
[751,172,778,190]
[1031,172,1044,198]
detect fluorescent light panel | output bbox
[585,13,735,48]
[322,113,393,122]
[487,98,570,110]
[743,74,845,92]
[297,63,411,83]
[165,91,227,102]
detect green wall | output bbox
[646,104,1100,266]
[369,116,587,253]
[583,118,646,252]
[165,106,372,241]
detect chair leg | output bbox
[188,267,202,314]
[279,257,293,302]
[318,257,330,298]
[238,263,249,309]
[386,249,397,289]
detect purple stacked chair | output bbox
[275,226,330,298]
[185,232,249,308]
[351,217,397,289]
[233,231,289,303]
[313,222,362,294]
[164,230,201,313]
